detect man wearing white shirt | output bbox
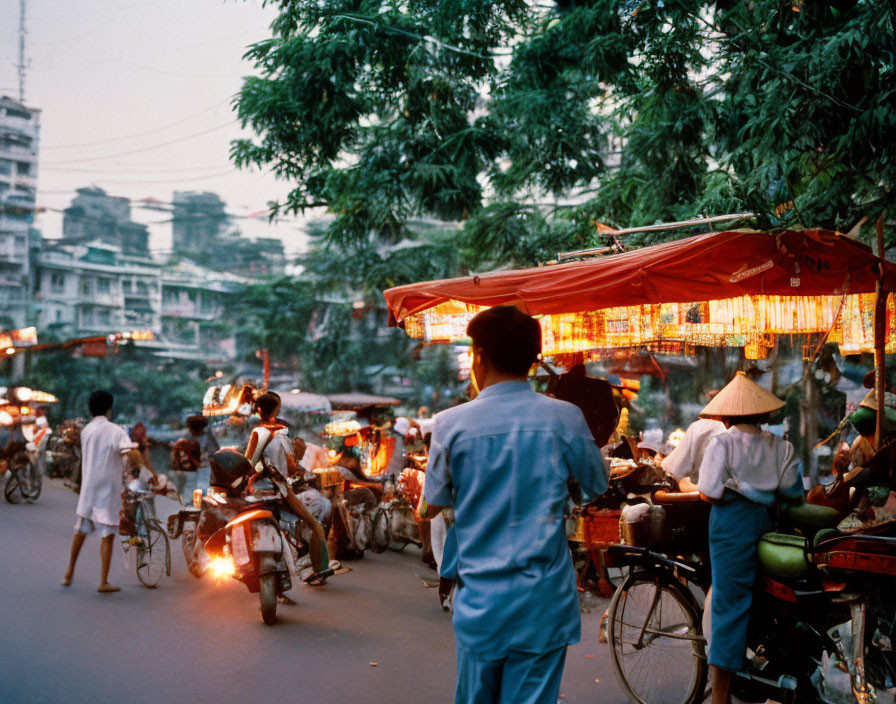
[61,391,134,593]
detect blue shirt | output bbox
[425,381,607,656]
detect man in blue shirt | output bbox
[424,306,608,704]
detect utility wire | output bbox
[40,99,232,150]
[40,163,235,174]
[41,120,239,165]
[88,59,237,79]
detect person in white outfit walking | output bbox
[61,391,135,593]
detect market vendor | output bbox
[833,388,896,472]
[696,373,802,704]
[661,389,725,492]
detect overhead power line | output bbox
[41,98,232,150]
[40,120,239,165]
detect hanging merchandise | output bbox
[386,230,896,360]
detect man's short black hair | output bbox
[88,390,114,417]
[467,305,541,376]
[255,391,281,419]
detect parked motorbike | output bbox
[3,437,41,504]
[46,419,82,490]
[371,465,425,553]
[605,471,896,704]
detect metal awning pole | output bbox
[557,212,758,262]
[875,217,887,450]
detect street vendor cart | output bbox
[384,228,896,575]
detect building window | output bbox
[51,272,65,292]
[15,162,31,176]
[0,159,11,176]
[55,309,62,322]
[80,279,90,296]
[122,279,132,293]
[96,278,111,294]
[97,310,111,325]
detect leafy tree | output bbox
[22,344,207,426]
[234,0,895,265]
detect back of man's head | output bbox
[88,390,114,417]
[467,305,542,376]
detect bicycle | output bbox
[3,448,41,504]
[602,488,713,704]
[121,491,171,588]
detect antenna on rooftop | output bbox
[16,0,28,102]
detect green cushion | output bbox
[782,502,841,529]
[758,532,810,580]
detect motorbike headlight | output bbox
[209,556,236,578]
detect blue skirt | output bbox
[708,493,772,671]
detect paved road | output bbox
[0,481,628,704]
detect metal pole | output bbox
[17,0,27,102]
[557,212,757,262]
[874,217,886,450]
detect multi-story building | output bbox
[33,241,245,361]
[171,190,230,255]
[36,241,160,335]
[62,186,149,255]
[171,190,285,277]
[0,96,40,327]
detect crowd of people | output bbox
[8,303,888,704]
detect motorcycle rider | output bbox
[696,373,803,704]
[244,392,331,583]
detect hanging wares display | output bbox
[402,293,896,359]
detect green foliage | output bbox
[230,0,896,403]
[235,0,895,262]
[22,344,206,426]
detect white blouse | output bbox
[697,425,800,504]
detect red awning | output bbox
[385,229,896,325]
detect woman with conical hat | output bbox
[696,372,803,704]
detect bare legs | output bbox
[62,531,120,592]
[710,666,733,704]
[98,535,119,592]
[61,531,86,586]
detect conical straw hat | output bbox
[699,372,784,419]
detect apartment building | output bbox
[33,241,245,361]
[0,96,40,327]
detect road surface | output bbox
[0,480,630,704]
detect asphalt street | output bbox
[0,481,627,704]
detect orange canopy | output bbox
[385,229,895,325]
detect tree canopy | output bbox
[234,0,896,271]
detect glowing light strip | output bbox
[401,293,895,358]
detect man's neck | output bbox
[478,372,528,392]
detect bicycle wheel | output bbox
[136,517,169,588]
[369,507,390,554]
[21,461,41,502]
[607,571,708,704]
[4,471,21,504]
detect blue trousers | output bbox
[708,494,771,671]
[455,643,567,704]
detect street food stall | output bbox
[383,228,896,591]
